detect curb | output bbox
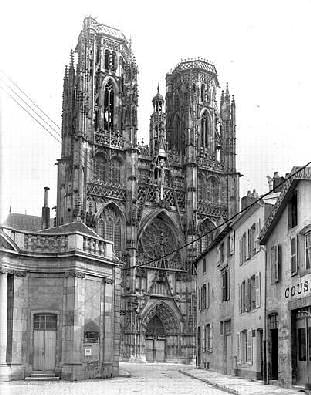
[179,370,239,395]
[118,370,131,378]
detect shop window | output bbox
[288,191,298,229]
[291,236,298,275]
[84,331,99,343]
[306,231,311,270]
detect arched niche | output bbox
[97,202,125,255]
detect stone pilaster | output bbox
[61,271,85,380]
[0,270,7,365]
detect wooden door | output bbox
[33,313,57,371]
[155,339,165,362]
[34,330,56,370]
[225,335,232,374]
[145,339,154,362]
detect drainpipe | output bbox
[263,244,269,384]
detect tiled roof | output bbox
[3,213,42,231]
[41,221,100,238]
[260,166,311,244]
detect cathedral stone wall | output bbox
[56,17,240,364]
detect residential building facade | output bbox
[233,196,273,380]
[260,166,311,388]
[196,191,274,380]
[196,226,234,374]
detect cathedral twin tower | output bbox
[56,17,239,362]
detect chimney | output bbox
[241,190,258,211]
[41,186,50,230]
[271,171,285,193]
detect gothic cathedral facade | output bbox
[56,17,240,363]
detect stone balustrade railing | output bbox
[1,227,113,260]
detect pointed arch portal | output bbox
[143,302,180,362]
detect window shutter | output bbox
[207,282,210,309]
[255,222,260,252]
[228,268,230,301]
[210,323,213,351]
[247,229,251,259]
[198,288,201,311]
[248,278,252,311]
[255,272,261,308]
[202,325,205,352]
[237,332,241,364]
[230,231,235,255]
[271,246,276,283]
[247,329,253,363]
[239,283,241,313]
[291,237,297,275]
[277,244,282,281]
[240,238,243,265]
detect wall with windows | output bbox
[263,180,311,387]
[197,229,234,374]
[234,203,268,380]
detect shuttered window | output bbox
[291,236,298,275]
[255,272,261,308]
[306,232,311,270]
[246,329,253,363]
[271,244,282,283]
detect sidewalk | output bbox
[179,367,303,395]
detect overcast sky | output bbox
[1,0,311,222]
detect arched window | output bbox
[99,205,123,255]
[206,177,220,203]
[94,154,108,181]
[112,51,117,71]
[201,111,211,150]
[111,158,121,183]
[201,84,205,102]
[104,79,114,131]
[198,173,205,201]
[104,50,110,71]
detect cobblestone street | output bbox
[0,363,224,395]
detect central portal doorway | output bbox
[145,315,166,362]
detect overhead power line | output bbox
[0,70,61,134]
[0,83,61,144]
[124,159,311,271]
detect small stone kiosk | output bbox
[0,221,121,381]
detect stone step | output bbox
[25,371,60,381]
[25,376,60,381]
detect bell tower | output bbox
[56,17,138,226]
